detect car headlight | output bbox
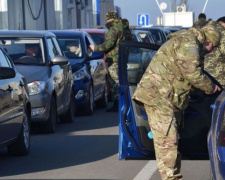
[28,81,45,95]
[72,69,86,80]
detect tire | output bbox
[41,97,57,133]
[96,83,108,108]
[84,86,94,115]
[7,109,30,156]
[60,90,75,123]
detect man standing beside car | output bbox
[89,11,130,112]
[204,16,225,89]
[132,25,221,180]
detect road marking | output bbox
[133,160,157,180]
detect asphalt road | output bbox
[0,104,212,180]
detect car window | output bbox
[89,33,105,45]
[0,38,44,65]
[148,29,163,45]
[52,37,63,56]
[127,46,157,84]
[86,34,95,45]
[138,32,151,43]
[57,37,83,59]
[0,49,12,67]
[46,38,60,60]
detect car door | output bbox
[85,34,106,98]
[46,37,68,113]
[0,49,24,143]
[118,41,218,159]
[52,37,73,111]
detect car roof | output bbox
[50,30,88,37]
[0,30,55,38]
[135,26,171,32]
[76,28,107,34]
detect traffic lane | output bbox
[149,159,210,180]
[0,107,149,180]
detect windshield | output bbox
[57,38,83,59]
[0,38,44,65]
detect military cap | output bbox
[105,11,118,20]
[217,16,225,23]
[201,24,221,46]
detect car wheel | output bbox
[41,97,57,133]
[60,90,76,123]
[84,85,94,115]
[7,109,30,156]
[96,83,108,108]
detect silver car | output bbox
[0,30,75,133]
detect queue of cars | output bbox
[0,29,106,155]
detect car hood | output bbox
[15,65,48,83]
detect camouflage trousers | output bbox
[108,63,119,100]
[144,101,182,180]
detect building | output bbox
[0,0,114,30]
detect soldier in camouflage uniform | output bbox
[193,13,208,29]
[89,11,130,112]
[132,25,221,180]
[204,17,225,88]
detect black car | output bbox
[51,30,108,115]
[0,30,75,133]
[0,46,31,156]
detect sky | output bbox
[114,0,225,26]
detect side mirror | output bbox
[0,67,16,79]
[51,55,69,65]
[89,51,104,60]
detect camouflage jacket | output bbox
[132,28,214,111]
[94,19,127,64]
[192,18,207,29]
[204,21,225,87]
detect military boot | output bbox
[106,100,118,112]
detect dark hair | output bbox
[198,13,206,19]
[217,16,225,23]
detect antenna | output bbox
[202,0,209,13]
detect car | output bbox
[77,28,112,101]
[151,26,182,33]
[0,30,75,133]
[135,26,171,45]
[118,40,219,159]
[0,45,31,156]
[127,30,157,84]
[208,90,225,180]
[50,30,108,115]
